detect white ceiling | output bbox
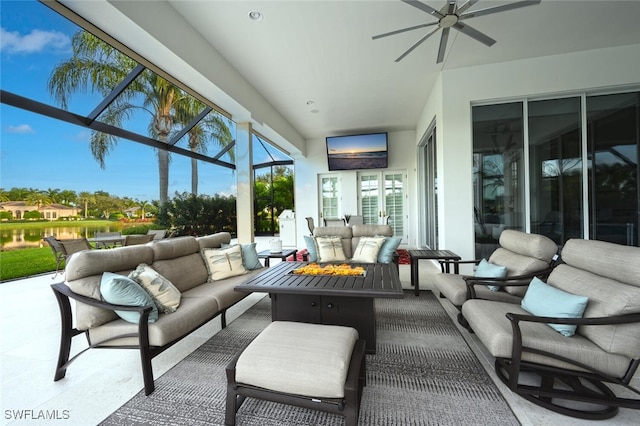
[67,1,640,141]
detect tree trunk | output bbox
[158,149,169,207]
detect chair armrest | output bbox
[506,311,640,327]
[439,259,481,267]
[462,267,554,299]
[51,282,155,314]
[502,310,640,386]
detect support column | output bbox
[235,122,254,243]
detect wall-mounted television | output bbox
[325,132,388,171]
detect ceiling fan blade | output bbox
[456,0,480,15]
[436,27,450,63]
[459,0,541,20]
[453,21,496,46]
[372,21,438,40]
[401,0,445,19]
[395,25,441,62]
[445,0,456,15]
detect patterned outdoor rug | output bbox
[100,292,519,425]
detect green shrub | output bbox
[121,224,165,235]
[158,192,237,237]
[24,211,42,219]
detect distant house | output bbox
[124,206,140,218]
[0,201,79,220]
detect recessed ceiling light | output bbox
[248,10,263,22]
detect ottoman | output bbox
[225,321,366,426]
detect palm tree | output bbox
[173,98,234,195]
[45,188,62,204]
[48,31,189,206]
[25,191,51,210]
[59,189,78,206]
[78,191,95,219]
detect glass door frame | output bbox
[418,120,438,249]
[357,170,408,243]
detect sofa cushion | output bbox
[100,272,158,323]
[235,321,359,398]
[201,245,247,281]
[521,277,588,337]
[150,236,200,261]
[488,248,550,297]
[151,253,209,293]
[351,236,385,263]
[183,268,261,310]
[128,263,181,314]
[548,263,640,358]
[462,299,632,378]
[475,258,507,291]
[66,245,155,330]
[196,232,232,250]
[377,236,401,264]
[315,236,347,262]
[87,295,219,347]
[498,229,558,262]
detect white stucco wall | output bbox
[293,130,417,247]
[417,43,640,260]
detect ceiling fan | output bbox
[372,0,542,63]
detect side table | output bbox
[409,249,461,296]
[257,248,298,267]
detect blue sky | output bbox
[0,0,242,202]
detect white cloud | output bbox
[0,27,70,54]
[7,124,35,134]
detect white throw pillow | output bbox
[201,245,247,281]
[351,236,386,263]
[128,263,181,314]
[315,236,347,262]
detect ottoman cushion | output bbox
[235,321,359,398]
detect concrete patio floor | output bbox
[1,237,638,425]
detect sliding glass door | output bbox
[587,93,639,246]
[472,90,639,256]
[472,102,525,258]
[528,97,583,244]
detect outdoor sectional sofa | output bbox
[50,232,265,395]
[308,224,400,268]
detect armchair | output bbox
[433,230,558,319]
[461,239,640,419]
[44,236,92,277]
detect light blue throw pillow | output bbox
[100,272,158,323]
[222,243,263,270]
[475,258,507,291]
[303,235,318,262]
[521,277,589,337]
[377,236,402,263]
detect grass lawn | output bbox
[0,247,57,281]
[0,221,164,281]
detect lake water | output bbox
[1,224,126,250]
